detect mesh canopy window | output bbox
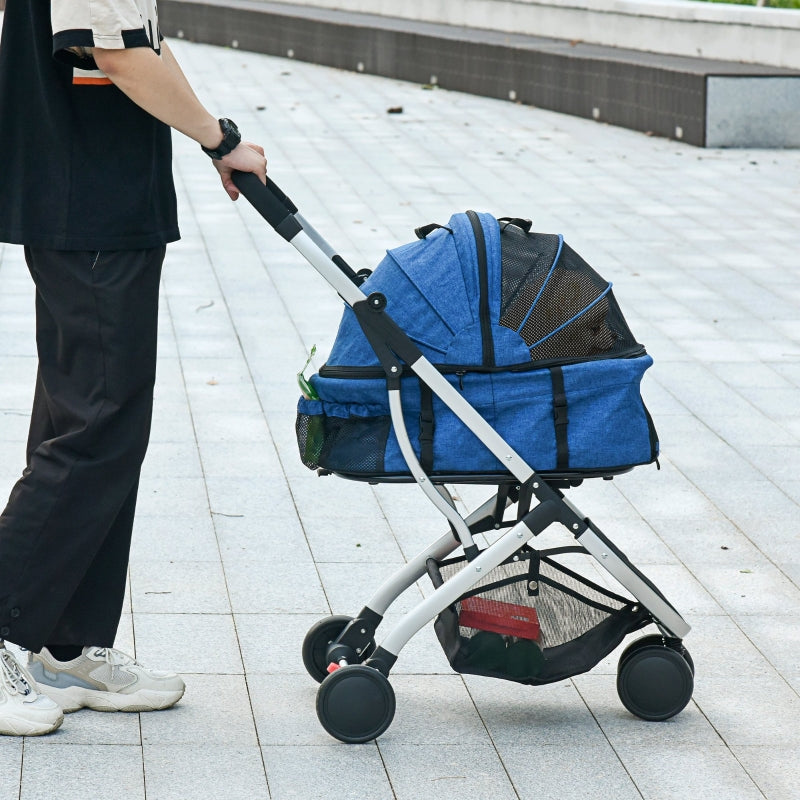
[498,223,642,365]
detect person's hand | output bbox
[213,142,267,200]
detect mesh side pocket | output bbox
[296,411,391,474]
[428,549,649,685]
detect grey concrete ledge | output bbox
[264,0,800,71]
[160,0,800,148]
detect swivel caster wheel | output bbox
[317,665,396,743]
[617,643,694,721]
[302,615,376,683]
[302,615,352,683]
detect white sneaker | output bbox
[0,642,64,736]
[28,646,185,713]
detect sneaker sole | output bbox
[0,712,64,737]
[41,685,185,713]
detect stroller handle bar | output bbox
[232,171,302,241]
[233,171,366,287]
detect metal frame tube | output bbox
[387,389,476,550]
[376,502,559,657]
[291,230,365,307]
[578,528,691,639]
[364,494,504,616]
[295,213,338,260]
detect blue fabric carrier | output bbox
[296,212,658,478]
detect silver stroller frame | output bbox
[233,173,692,743]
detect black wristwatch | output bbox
[201,118,241,160]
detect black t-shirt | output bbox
[0,0,180,250]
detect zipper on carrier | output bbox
[466,210,495,368]
[317,347,648,380]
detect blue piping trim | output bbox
[529,283,614,350]
[516,234,564,334]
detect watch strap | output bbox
[201,118,241,160]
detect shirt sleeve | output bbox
[52,0,157,62]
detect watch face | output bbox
[221,118,239,135]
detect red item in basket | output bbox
[459,596,541,641]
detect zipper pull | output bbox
[456,370,466,391]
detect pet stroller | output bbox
[233,173,694,743]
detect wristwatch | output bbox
[201,118,241,160]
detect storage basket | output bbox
[427,548,650,684]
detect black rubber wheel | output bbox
[316,665,396,743]
[619,634,695,676]
[617,645,694,721]
[302,615,353,683]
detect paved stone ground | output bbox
[1,32,800,800]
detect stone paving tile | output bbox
[261,745,393,800]
[248,673,337,747]
[463,674,610,748]
[214,511,312,564]
[20,744,145,800]
[500,741,644,800]
[143,744,269,800]
[2,24,800,800]
[0,741,21,800]
[379,742,519,800]
[225,558,329,615]
[377,674,490,746]
[235,613,324,675]
[204,474,295,520]
[314,561,425,616]
[130,559,231,614]
[731,747,800,800]
[24,708,142,746]
[613,743,767,800]
[139,674,257,746]
[572,673,722,748]
[129,513,221,563]
[133,612,243,675]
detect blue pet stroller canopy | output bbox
[297,212,658,477]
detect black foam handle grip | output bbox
[266,176,298,214]
[232,171,301,240]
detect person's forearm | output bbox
[91,44,223,149]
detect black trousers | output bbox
[0,246,165,651]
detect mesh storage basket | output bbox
[428,547,650,684]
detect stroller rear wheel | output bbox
[618,634,695,676]
[617,643,694,721]
[316,665,396,743]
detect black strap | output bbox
[418,380,435,472]
[516,479,534,521]
[415,222,453,240]
[527,549,540,596]
[550,366,569,470]
[492,483,511,528]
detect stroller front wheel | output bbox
[316,665,396,743]
[617,644,694,721]
[302,615,376,683]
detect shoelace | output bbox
[0,649,33,697]
[91,647,139,667]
